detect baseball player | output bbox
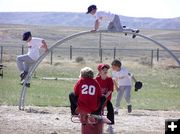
[86,5,139,38]
[16,31,48,87]
[95,63,114,134]
[69,67,104,115]
[111,59,140,114]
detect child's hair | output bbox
[86,5,97,14]
[22,31,31,41]
[79,67,94,79]
[111,59,122,68]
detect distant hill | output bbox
[0,12,180,29]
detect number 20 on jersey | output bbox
[81,85,96,95]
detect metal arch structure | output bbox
[18,30,180,110]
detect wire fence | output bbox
[0,45,180,67]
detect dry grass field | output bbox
[0,24,180,134]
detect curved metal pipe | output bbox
[19,30,180,110]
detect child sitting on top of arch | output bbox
[86,5,140,38]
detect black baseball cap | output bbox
[22,31,31,41]
[86,5,97,14]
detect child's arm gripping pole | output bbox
[91,19,100,32]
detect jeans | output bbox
[16,54,35,73]
[115,86,131,111]
[108,15,136,32]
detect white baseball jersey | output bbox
[27,37,43,61]
[112,66,132,86]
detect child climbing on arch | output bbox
[16,31,48,87]
[86,5,140,38]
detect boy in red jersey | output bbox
[95,64,114,134]
[69,67,104,115]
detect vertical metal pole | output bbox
[157,48,159,62]
[151,50,154,68]
[0,46,3,63]
[113,47,116,60]
[99,32,102,57]
[70,45,72,60]
[100,48,102,63]
[22,45,24,55]
[50,50,53,65]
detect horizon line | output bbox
[0,11,179,19]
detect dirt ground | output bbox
[0,106,180,134]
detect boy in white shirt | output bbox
[86,5,139,38]
[16,31,48,87]
[111,59,137,114]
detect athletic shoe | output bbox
[20,80,30,88]
[20,72,24,81]
[136,29,140,33]
[127,105,132,113]
[132,30,140,39]
[107,125,114,134]
[123,26,127,36]
[25,83,30,88]
[20,71,28,81]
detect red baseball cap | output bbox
[97,64,110,72]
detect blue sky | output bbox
[0,0,179,18]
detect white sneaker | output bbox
[107,125,114,134]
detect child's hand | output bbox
[115,85,118,91]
